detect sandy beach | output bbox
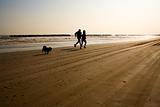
[0,39,160,107]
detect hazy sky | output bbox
[0,0,160,35]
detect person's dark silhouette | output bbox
[82,30,87,48]
[74,29,82,49]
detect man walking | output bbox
[74,29,82,49]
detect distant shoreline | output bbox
[9,34,71,37]
[0,34,159,38]
[2,34,112,37]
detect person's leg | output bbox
[79,39,82,49]
[76,41,79,44]
[84,39,87,48]
[77,39,80,44]
[74,39,79,47]
[81,40,84,46]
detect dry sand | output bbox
[0,39,160,107]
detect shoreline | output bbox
[0,37,160,54]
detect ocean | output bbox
[0,35,159,53]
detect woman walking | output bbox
[82,30,87,48]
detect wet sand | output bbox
[0,39,160,107]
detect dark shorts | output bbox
[82,39,86,41]
[78,38,81,42]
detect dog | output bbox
[42,46,52,54]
